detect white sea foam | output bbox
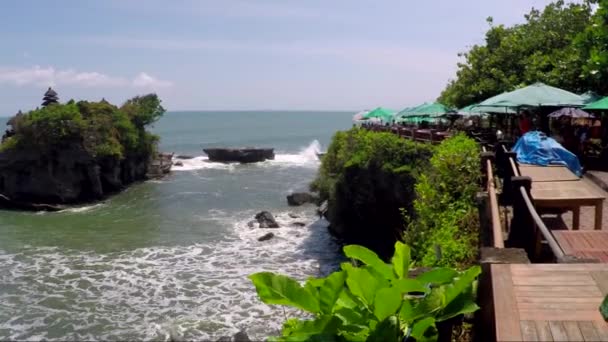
[171,140,323,171]
[60,203,106,213]
[0,209,341,341]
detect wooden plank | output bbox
[593,321,608,341]
[520,321,539,341]
[520,165,580,182]
[591,272,608,296]
[535,321,553,341]
[578,321,600,341]
[510,264,608,272]
[549,321,570,342]
[563,321,585,341]
[519,309,604,322]
[518,302,600,310]
[512,275,596,286]
[492,264,522,341]
[517,297,603,303]
[515,285,602,297]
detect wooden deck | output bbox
[554,231,608,262]
[492,263,608,341]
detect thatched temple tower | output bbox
[42,87,59,107]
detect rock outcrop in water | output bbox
[257,232,275,241]
[0,91,168,210]
[203,148,274,163]
[255,211,280,228]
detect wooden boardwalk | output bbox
[491,263,608,341]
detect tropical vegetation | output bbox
[438,0,608,108]
[250,241,481,342]
[1,94,165,159]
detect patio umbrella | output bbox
[459,104,515,115]
[352,110,369,121]
[583,97,608,110]
[580,91,602,104]
[548,107,595,119]
[409,102,455,118]
[477,82,586,108]
[362,107,395,122]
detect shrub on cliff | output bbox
[1,94,164,159]
[311,128,433,259]
[404,134,480,268]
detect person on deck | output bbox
[518,111,532,135]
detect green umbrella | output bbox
[583,97,608,110]
[362,107,395,122]
[477,82,585,108]
[410,102,455,118]
[459,104,515,115]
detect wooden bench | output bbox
[531,180,605,230]
[519,165,580,182]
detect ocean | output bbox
[0,110,353,340]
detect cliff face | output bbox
[326,162,418,260]
[0,147,149,205]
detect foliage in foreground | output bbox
[250,242,480,342]
[404,134,481,267]
[1,94,165,159]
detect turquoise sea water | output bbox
[0,111,353,340]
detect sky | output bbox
[0,0,574,114]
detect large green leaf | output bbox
[373,287,402,321]
[391,241,411,279]
[316,271,346,314]
[392,278,428,295]
[281,315,343,339]
[601,295,608,321]
[400,288,444,322]
[437,296,480,322]
[416,268,458,285]
[443,266,481,305]
[344,266,380,307]
[343,245,394,280]
[249,272,320,313]
[366,316,400,342]
[409,317,437,342]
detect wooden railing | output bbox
[363,126,450,144]
[496,144,565,261]
[486,155,504,249]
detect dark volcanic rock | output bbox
[257,232,275,241]
[255,211,279,228]
[286,192,318,206]
[292,222,306,227]
[247,220,256,228]
[288,213,299,218]
[233,331,251,342]
[174,161,184,167]
[0,146,151,207]
[203,148,274,164]
[175,155,195,160]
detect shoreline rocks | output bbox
[286,192,319,206]
[255,211,280,228]
[203,148,274,164]
[257,232,275,241]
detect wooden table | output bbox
[554,231,608,262]
[492,263,608,341]
[519,165,580,182]
[531,180,605,230]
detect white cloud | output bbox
[0,65,173,89]
[132,72,173,88]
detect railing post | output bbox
[506,176,534,256]
[480,151,495,189]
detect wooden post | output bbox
[507,176,534,257]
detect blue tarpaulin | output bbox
[512,131,582,177]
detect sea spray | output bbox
[171,140,323,171]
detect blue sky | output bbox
[0,0,571,114]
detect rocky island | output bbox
[203,147,274,163]
[0,88,168,210]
